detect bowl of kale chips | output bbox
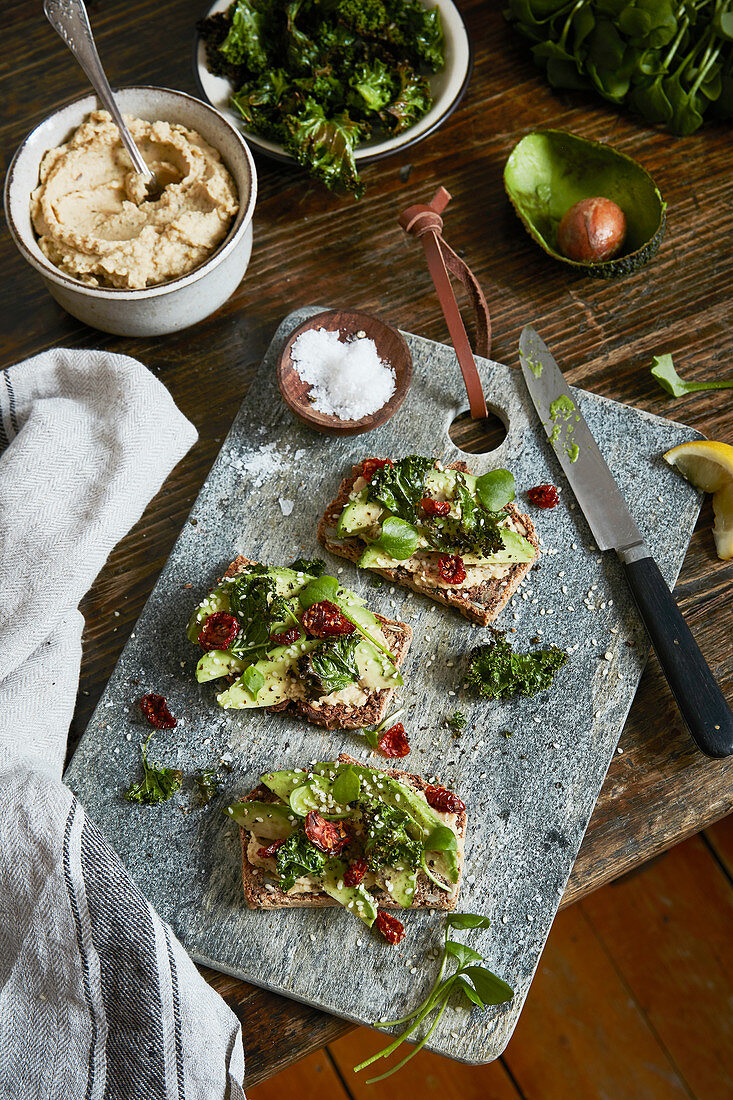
[194,0,472,197]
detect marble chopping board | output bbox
[65,307,703,1064]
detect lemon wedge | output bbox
[663,440,733,559]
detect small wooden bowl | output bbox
[276,309,413,436]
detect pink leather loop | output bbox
[399,188,490,420]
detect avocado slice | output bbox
[217,641,319,709]
[224,799,296,838]
[504,130,666,279]
[196,649,247,683]
[383,865,419,907]
[320,860,378,927]
[336,490,384,537]
[357,527,534,571]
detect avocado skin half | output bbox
[504,130,666,280]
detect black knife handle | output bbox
[621,553,733,758]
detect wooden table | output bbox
[3,0,732,1086]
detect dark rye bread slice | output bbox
[317,461,539,626]
[222,557,412,730]
[239,753,466,912]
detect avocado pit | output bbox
[557,197,627,265]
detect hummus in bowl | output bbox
[31,111,239,290]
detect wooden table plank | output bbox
[3,0,731,1086]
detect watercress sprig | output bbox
[353,912,513,1083]
[363,707,405,749]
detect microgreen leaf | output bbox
[444,940,483,967]
[240,664,265,700]
[461,965,514,1006]
[298,574,340,608]
[446,912,492,930]
[424,825,458,852]
[332,764,360,805]
[373,516,421,561]
[475,468,515,512]
[452,975,485,1010]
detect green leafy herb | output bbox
[297,573,340,608]
[195,768,222,805]
[199,0,445,196]
[363,707,405,749]
[290,557,327,576]
[125,733,183,806]
[505,1,733,136]
[240,664,266,699]
[467,634,568,700]
[332,764,361,805]
[651,353,733,397]
[373,516,421,561]
[355,912,513,1082]
[475,469,516,512]
[446,709,466,733]
[300,634,361,694]
[275,827,326,892]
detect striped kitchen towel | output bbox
[0,349,245,1099]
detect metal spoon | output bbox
[43,0,163,201]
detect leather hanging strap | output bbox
[399,187,490,420]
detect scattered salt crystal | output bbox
[291,327,396,421]
[278,497,294,516]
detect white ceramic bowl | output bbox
[194,0,472,165]
[4,86,257,337]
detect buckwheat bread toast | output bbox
[223,557,412,730]
[239,753,466,911]
[317,461,539,626]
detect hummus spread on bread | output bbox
[30,110,238,289]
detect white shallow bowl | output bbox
[4,86,257,337]
[194,0,473,166]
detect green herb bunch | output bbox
[125,732,183,805]
[199,0,444,196]
[354,913,513,1083]
[467,633,568,700]
[505,0,733,135]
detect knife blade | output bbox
[519,324,733,759]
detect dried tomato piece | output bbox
[304,811,351,854]
[301,600,356,639]
[139,693,177,730]
[377,723,410,758]
[361,457,393,482]
[420,497,451,517]
[375,909,405,945]
[257,839,284,860]
[269,627,302,647]
[437,554,467,585]
[425,785,466,815]
[198,611,240,652]
[527,484,559,509]
[344,856,368,887]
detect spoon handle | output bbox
[43,0,154,183]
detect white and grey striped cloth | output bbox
[0,350,246,1099]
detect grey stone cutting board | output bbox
[65,307,703,1064]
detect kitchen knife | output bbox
[519,324,733,759]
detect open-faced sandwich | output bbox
[318,456,539,625]
[225,754,467,943]
[187,558,411,729]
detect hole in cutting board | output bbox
[449,409,507,454]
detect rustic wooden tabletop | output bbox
[2,0,731,1086]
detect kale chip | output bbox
[467,634,568,701]
[276,827,327,891]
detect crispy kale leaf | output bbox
[367,454,436,523]
[299,634,361,695]
[195,768,222,805]
[467,634,568,701]
[199,0,444,197]
[218,0,269,70]
[284,100,367,196]
[290,556,327,576]
[125,733,183,806]
[227,569,294,658]
[359,796,422,872]
[276,827,327,891]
